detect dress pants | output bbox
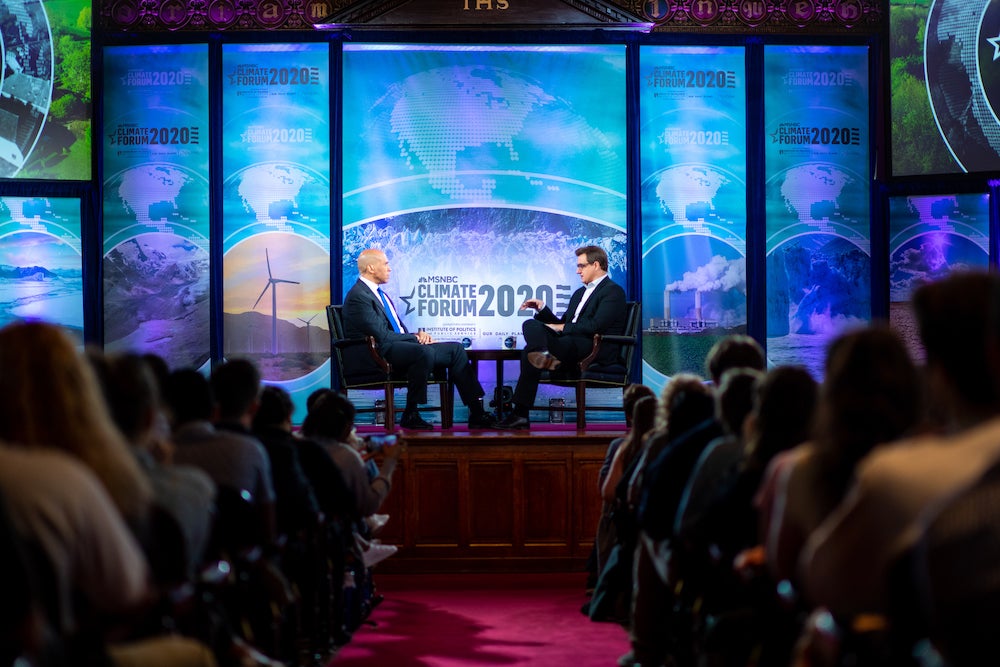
[512,319,591,409]
[384,341,484,408]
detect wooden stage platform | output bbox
[366,426,625,574]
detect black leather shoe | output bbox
[468,411,497,430]
[527,350,561,370]
[400,412,433,430]
[496,413,530,430]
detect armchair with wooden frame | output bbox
[533,301,642,429]
[326,305,453,432]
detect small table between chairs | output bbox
[466,348,520,418]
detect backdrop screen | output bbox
[891,0,1000,175]
[0,0,91,180]
[341,43,627,352]
[888,192,990,360]
[0,196,82,335]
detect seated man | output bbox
[497,245,627,430]
[342,248,494,430]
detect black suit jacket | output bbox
[534,277,627,365]
[342,279,417,355]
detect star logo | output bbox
[989,32,1000,61]
[399,288,416,316]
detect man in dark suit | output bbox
[497,245,627,430]
[342,248,495,430]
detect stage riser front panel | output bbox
[375,434,614,573]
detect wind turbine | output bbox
[252,248,299,355]
[298,313,317,352]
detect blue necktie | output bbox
[378,288,401,333]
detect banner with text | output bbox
[638,45,747,394]
[221,43,331,421]
[764,45,871,380]
[102,44,210,370]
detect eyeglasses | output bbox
[576,262,592,269]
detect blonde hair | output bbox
[0,322,153,520]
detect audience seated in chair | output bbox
[587,392,657,625]
[252,385,323,539]
[300,391,400,551]
[89,350,217,582]
[165,367,277,547]
[768,327,922,588]
[801,271,1000,621]
[590,385,657,597]
[0,439,217,667]
[784,271,1000,667]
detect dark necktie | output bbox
[378,288,401,333]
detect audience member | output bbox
[599,384,657,490]
[301,392,400,521]
[0,321,153,526]
[300,391,400,567]
[768,327,922,586]
[747,366,820,549]
[252,385,322,538]
[0,444,216,667]
[165,367,277,546]
[586,393,657,620]
[91,351,217,581]
[582,384,657,594]
[673,367,764,552]
[802,270,1000,619]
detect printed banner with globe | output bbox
[764,45,871,380]
[0,197,83,336]
[221,43,331,423]
[637,45,747,395]
[888,193,990,361]
[102,44,211,371]
[341,44,627,421]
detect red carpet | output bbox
[330,572,629,666]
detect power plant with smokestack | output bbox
[652,286,719,332]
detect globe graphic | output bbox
[925,0,1000,171]
[223,162,330,226]
[368,65,623,201]
[107,163,209,227]
[0,0,54,177]
[765,163,867,226]
[642,164,744,226]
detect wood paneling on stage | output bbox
[374,430,621,574]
